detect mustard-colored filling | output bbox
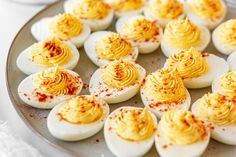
[217,20,236,45]
[114,108,155,141]
[219,72,236,97]
[159,110,207,144]
[30,38,72,67]
[95,33,133,60]
[48,13,83,40]
[143,69,186,103]
[122,17,160,42]
[108,0,143,12]
[71,0,110,20]
[35,68,78,95]
[147,0,184,19]
[188,0,225,19]
[102,60,138,88]
[197,93,236,126]
[164,19,201,48]
[58,95,103,124]
[166,47,208,79]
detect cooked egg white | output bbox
[116,15,162,54]
[31,13,91,48]
[185,0,226,30]
[105,0,144,18]
[192,93,236,145]
[155,110,210,157]
[64,0,114,31]
[144,0,185,27]
[161,18,210,57]
[84,31,138,67]
[89,60,146,104]
[140,69,191,119]
[18,68,83,109]
[212,71,236,97]
[212,19,236,55]
[17,38,79,75]
[164,47,229,89]
[227,51,236,71]
[47,95,109,141]
[104,106,157,157]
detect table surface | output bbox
[0,1,70,156]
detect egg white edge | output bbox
[227,51,236,71]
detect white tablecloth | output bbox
[0,1,70,156]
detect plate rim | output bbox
[5,1,78,156]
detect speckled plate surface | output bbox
[6,1,236,157]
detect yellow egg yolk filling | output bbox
[57,95,103,124]
[143,69,186,103]
[108,0,143,12]
[166,47,208,79]
[30,38,72,67]
[164,19,201,48]
[159,110,207,144]
[122,17,160,42]
[114,108,155,141]
[35,68,79,95]
[188,0,225,19]
[48,13,83,40]
[197,93,236,126]
[219,72,236,97]
[147,0,184,19]
[95,34,133,60]
[217,20,236,45]
[102,60,138,88]
[71,0,110,20]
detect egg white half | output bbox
[161,25,210,57]
[164,54,229,89]
[31,17,91,48]
[116,15,162,54]
[18,69,83,109]
[140,88,191,119]
[89,62,146,104]
[212,26,236,55]
[155,125,210,157]
[16,41,79,75]
[227,51,236,71]
[104,106,157,157]
[185,0,227,30]
[192,99,236,145]
[47,96,109,141]
[64,0,114,31]
[84,31,138,67]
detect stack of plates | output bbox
[225,0,236,8]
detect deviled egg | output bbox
[17,38,79,75]
[116,15,162,54]
[144,0,185,27]
[156,110,210,157]
[89,60,146,104]
[105,0,144,18]
[161,18,210,57]
[31,13,90,48]
[18,67,83,109]
[104,106,157,157]
[212,19,236,55]
[164,47,229,89]
[192,93,236,145]
[212,71,236,97]
[47,95,109,141]
[141,69,191,118]
[64,0,113,31]
[84,31,138,67]
[227,51,236,71]
[185,0,226,30]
